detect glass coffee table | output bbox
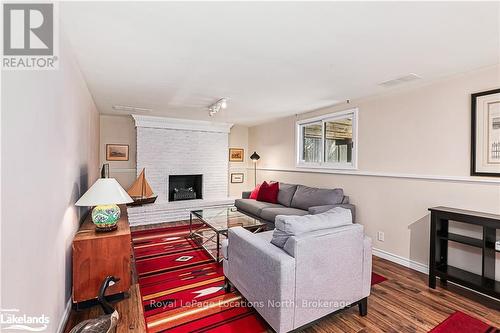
[189,206,266,262]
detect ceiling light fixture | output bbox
[208,98,228,117]
[112,105,152,113]
[379,73,421,87]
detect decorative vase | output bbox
[91,204,121,232]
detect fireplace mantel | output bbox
[132,115,233,133]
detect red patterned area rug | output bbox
[429,311,499,333]
[371,272,387,286]
[132,225,269,333]
[132,225,388,332]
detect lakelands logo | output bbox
[0,308,50,331]
[2,3,59,70]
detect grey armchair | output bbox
[222,224,372,333]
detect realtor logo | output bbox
[3,3,53,55]
[0,308,50,331]
[2,3,58,69]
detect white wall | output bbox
[100,115,136,188]
[228,125,250,197]
[248,65,500,275]
[1,34,99,332]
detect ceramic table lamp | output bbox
[75,178,133,232]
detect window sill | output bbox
[296,163,358,171]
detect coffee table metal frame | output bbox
[189,207,266,262]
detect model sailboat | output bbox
[127,169,157,206]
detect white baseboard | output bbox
[373,248,500,302]
[57,298,72,333]
[372,247,429,274]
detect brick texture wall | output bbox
[136,127,229,201]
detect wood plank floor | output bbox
[64,222,500,333]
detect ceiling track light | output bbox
[208,98,228,117]
[379,73,421,88]
[113,105,152,113]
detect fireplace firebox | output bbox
[168,175,203,201]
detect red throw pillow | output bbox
[249,183,261,200]
[257,181,279,203]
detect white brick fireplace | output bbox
[127,115,235,225]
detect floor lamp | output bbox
[250,151,260,187]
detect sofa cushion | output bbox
[290,185,344,210]
[257,181,279,203]
[249,183,261,199]
[235,198,283,217]
[260,207,308,222]
[271,207,353,248]
[277,183,298,207]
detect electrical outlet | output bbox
[377,231,385,242]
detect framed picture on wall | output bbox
[106,144,129,161]
[229,148,244,162]
[471,88,500,177]
[230,173,244,183]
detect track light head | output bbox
[208,98,228,116]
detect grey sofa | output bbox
[222,212,372,333]
[235,183,355,228]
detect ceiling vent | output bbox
[112,105,152,112]
[379,73,421,87]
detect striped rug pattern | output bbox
[132,225,387,332]
[131,225,269,333]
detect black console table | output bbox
[428,206,500,299]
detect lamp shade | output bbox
[75,178,133,206]
[250,151,260,161]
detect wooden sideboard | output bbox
[72,206,131,306]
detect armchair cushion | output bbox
[271,207,353,248]
[283,224,360,258]
[309,203,356,222]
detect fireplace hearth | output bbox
[168,175,203,201]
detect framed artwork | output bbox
[106,144,129,161]
[229,148,244,162]
[230,173,244,183]
[471,88,500,177]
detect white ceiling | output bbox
[61,2,500,126]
